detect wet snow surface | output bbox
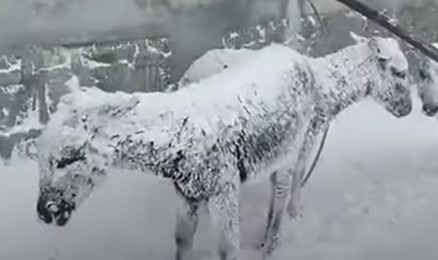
[1,94,438,260]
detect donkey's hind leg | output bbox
[174,194,200,260]
[207,181,240,260]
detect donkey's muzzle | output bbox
[37,196,53,224]
[422,104,438,117]
[390,97,412,118]
[37,195,75,227]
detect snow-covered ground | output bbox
[1,93,438,260]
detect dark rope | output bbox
[301,125,330,187]
[334,0,438,64]
[305,0,327,34]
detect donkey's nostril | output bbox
[53,201,75,227]
[36,196,75,226]
[37,196,53,224]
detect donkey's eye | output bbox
[395,84,405,92]
[378,58,389,70]
[391,67,406,79]
[56,146,86,169]
[56,155,85,169]
[419,69,429,80]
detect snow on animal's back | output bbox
[180,47,256,84]
[52,44,307,148]
[172,45,306,111]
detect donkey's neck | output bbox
[311,43,377,116]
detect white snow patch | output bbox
[1,93,438,260]
[0,84,25,95]
[179,48,256,85]
[0,59,21,74]
[1,107,9,117]
[80,56,111,69]
[6,110,43,137]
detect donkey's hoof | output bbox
[287,209,303,220]
[287,201,303,219]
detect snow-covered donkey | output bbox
[178,32,413,252]
[36,35,412,260]
[417,43,438,117]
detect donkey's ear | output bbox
[349,31,367,44]
[419,60,431,81]
[368,36,380,52]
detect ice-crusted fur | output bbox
[36,36,411,260]
[417,42,438,118]
[179,33,412,254]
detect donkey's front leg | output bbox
[174,193,200,260]
[261,169,292,259]
[207,180,240,260]
[260,171,277,249]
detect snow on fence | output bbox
[0,38,171,161]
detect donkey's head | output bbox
[36,99,108,227]
[417,43,438,117]
[351,33,412,118]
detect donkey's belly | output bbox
[172,171,220,201]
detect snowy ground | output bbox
[1,94,438,260]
